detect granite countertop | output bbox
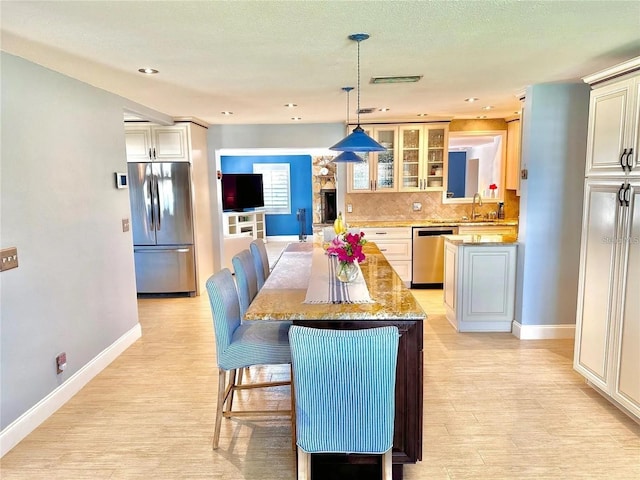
[348,219,519,228]
[443,233,518,245]
[244,242,425,322]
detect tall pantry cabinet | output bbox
[574,59,640,420]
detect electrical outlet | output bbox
[521,169,528,180]
[56,352,67,374]
[347,203,353,213]
[413,202,422,212]
[1,247,19,272]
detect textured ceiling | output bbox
[1,1,639,126]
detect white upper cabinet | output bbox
[585,74,639,177]
[347,126,398,193]
[125,124,190,162]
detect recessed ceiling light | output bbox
[417,113,428,117]
[482,105,494,110]
[221,111,233,115]
[138,68,158,74]
[291,117,302,121]
[378,108,390,112]
[284,103,298,108]
[465,97,479,103]
[370,75,423,84]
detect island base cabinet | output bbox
[444,241,517,332]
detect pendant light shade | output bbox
[332,150,363,163]
[332,87,365,163]
[330,33,385,153]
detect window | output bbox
[253,163,291,214]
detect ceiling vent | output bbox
[357,107,377,114]
[370,75,423,84]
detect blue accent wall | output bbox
[221,155,312,236]
[448,151,467,198]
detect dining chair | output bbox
[206,268,293,450]
[250,238,270,290]
[288,325,400,480]
[232,249,258,317]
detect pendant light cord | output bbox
[356,39,361,126]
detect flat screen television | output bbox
[221,173,264,211]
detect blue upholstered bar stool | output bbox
[231,249,258,317]
[206,269,293,450]
[250,238,270,290]
[289,325,400,480]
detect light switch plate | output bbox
[1,247,19,272]
[122,218,130,232]
[347,203,353,213]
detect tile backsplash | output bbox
[344,189,520,222]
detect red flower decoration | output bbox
[326,231,367,265]
[489,184,498,190]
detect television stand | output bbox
[223,210,266,241]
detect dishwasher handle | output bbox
[414,228,455,237]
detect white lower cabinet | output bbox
[359,227,412,284]
[444,239,517,332]
[574,178,639,419]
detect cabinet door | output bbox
[424,126,447,189]
[630,78,640,177]
[585,78,635,176]
[574,181,624,388]
[505,119,521,191]
[346,127,374,193]
[613,181,640,416]
[151,125,189,162]
[398,126,423,191]
[373,127,398,192]
[125,126,153,162]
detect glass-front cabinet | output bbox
[425,125,447,189]
[398,126,423,191]
[397,123,448,192]
[347,126,398,193]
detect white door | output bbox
[585,78,634,176]
[613,181,640,416]
[574,180,625,388]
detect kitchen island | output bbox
[244,241,425,479]
[443,234,518,332]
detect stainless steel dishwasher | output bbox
[411,226,457,288]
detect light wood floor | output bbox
[2,269,639,478]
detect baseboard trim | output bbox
[512,321,575,340]
[0,323,142,457]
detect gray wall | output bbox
[515,83,590,327]
[1,53,140,428]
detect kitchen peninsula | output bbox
[443,234,518,332]
[244,242,424,478]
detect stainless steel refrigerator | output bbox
[128,162,196,295]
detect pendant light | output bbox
[330,33,385,153]
[332,87,364,163]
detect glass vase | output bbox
[336,261,359,283]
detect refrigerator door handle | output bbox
[154,174,161,231]
[147,169,155,231]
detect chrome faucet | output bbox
[471,193,483,219]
